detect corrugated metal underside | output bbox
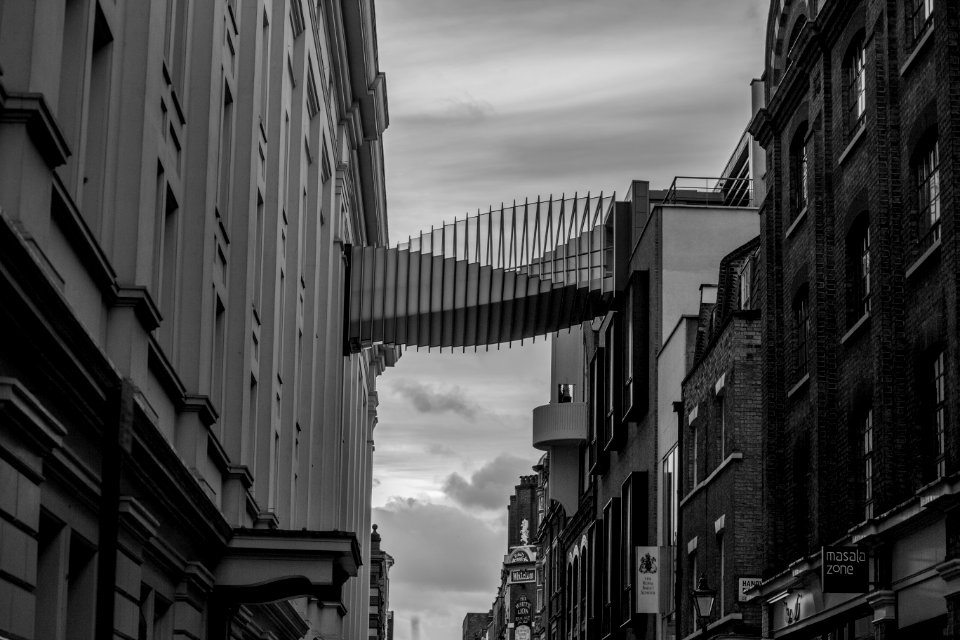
[347,194,615,351]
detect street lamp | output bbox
[691,575,716,623]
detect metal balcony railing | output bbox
[661,176,753,208]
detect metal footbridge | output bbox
[347,193,621,351]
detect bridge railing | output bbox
[395,193,615,285]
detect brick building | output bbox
[678,239,764,640]
[747,0,960,636]
[463,611,493,640]
[370,525,395,640]
[0,1,393,639]
[509,475,541,549]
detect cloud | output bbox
[373,498,505,592]
[442,454,535,510]
[392,379,481,419]
[426,443,456,456]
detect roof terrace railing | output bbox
[661,176,753,208]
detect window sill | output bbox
[787,373,810,399]
[784,206,808,239]
[900,24,934,77]
[905,238,941,279]
[837,124,866,166]
[679,453,744,507]
[840,312,870,346]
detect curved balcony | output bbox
[532,402,588,450]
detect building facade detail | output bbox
[0,0,393,638]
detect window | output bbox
[601,498,621,635]
[589,348,606,474]
[933,350,947,478]
[661,448,678,616]
[845,34,866,135]
[603,317,623,450]
[154,179,180,350]
[908,0,934,45]
[718,395,726,460]
[164,0,189,92]
[738,252,755,310]
[790,125,809,216]
[259,10,271,131]
[793,289,810,380]
[785,16,808,69]
[212,295,226,417]
[718,535,725,617]
[270,429,280,511]
[620,478,633,624]
[558,383,575,403]
[848,220,871,323]
[862,409,874,519]
[217,81,235,220]
[689,552,699,630]
[916,138,941,249]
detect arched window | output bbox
[580,546,588,638]
[790,124,809,216]
[844,33,866,135]
[570,558,580,640]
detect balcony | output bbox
[532,402,588,450]
[661,176,753,208]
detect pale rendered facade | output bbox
[0,0,393,638]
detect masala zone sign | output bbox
[821,546,869,593]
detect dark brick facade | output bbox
[509,475,540,549]
[747,0,960,636]
[679,240,764,639]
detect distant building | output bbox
[370,525,395,640]
[531,97,764,640]
[463,611,493,640]
[509,475,540,548]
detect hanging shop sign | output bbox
[509,547,535,564]
[738,577,762,602]
[635,546,659,614]
[515,625,531,640]
[821,546,869,593]
[509,568,536,584]
[514,595,532,625]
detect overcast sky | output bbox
[371,2,769,640]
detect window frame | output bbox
[844,33,866,136]
[792,288,810,380]
[933,349,947,478]
[915,138,941,250]
[907,0,934,47]
[862,408,875,519]
[790,126,810,217]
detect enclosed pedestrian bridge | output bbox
[346,177,754,352]
[347,193,623,352]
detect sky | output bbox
[370,2,769,640]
